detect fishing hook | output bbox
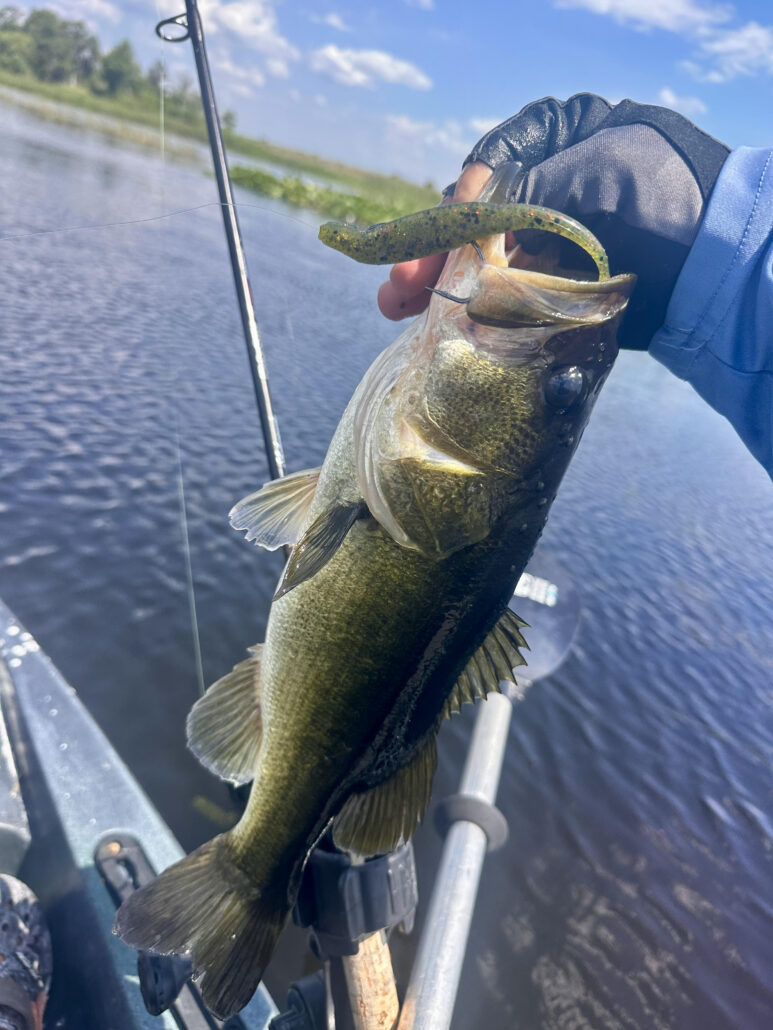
[426,287,471,304]
[155,12,190,41]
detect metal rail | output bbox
[397,691,514,1030]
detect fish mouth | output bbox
[430,248,636,370]
[432,226,636,338]
[464,264,637,331]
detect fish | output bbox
[115,199,635,1019]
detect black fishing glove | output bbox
[462,93,730,349]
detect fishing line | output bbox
[0,199,318,243]
[175,422,206,698]
[0,201,231,241]
[152,5,209,701]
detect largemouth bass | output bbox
[116,201,635,1018]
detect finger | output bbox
[452,161,493,202]
[382,164,492,310]
[389,252,447,297]
[378,162,494,320]
[377,280,432,320]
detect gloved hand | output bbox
[378,93,730,349]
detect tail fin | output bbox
[114,834,287,1019]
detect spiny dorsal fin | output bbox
[441,608,529,719]
[186,646,263,785]
[229,467,321,550]
[332,733,438,857]
[274,500,368,600]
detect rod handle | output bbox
[341,931,399,1030]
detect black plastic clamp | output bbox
[293,838,418,959]
[433,793,509,852]
[269,973,327,1030]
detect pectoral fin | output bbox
[274,500,369,600]
[442,608,529,719]
[186,645,263,785]
[229,467,321,550]
[333,733,437,857]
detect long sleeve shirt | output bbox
[649,147,773,477]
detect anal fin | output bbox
[229,467,321,550]
[187,646,263,785]
[442,608,529,719]
[274,500,369,600]
[332,733,437,857]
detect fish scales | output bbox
[115,202,635,1019]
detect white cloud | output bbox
[386,114,471,156]
[468,116,502,136]
[554,0,731,34]
[657,87,707,115]
[555,0,773,83]
[693,21,773,81]
[200,0,299,76]
[310,45,432,89]
[311,12,351,32]
[213,51,266,95]
[404,0,435,8]
[50,0,121,24]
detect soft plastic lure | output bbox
[319,202,610,280]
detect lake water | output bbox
[1,102,772,1029]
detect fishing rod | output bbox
[156,0,285,482]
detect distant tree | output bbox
[222,109,237,131]
[164,69,202,123]
[23,9,98,84]
[0,28,31,74]
[25,9,71,81]
[146,58,165,91]
[0,5,24,30]
[67,20,99,82]
[101,39,141,94]
[171,69,194,102]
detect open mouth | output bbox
[430,232,636,333]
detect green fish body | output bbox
[116,213,635,1019]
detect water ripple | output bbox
[2,104,772,1028]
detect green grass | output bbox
[230,166,437,223]
[0,79,200,158]
[0,70,440,220]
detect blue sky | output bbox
[50,0,772,184]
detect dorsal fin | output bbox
[274,500,369,600]
[441,608,529,719]
[332,733,438,857]
[186,645,263,785]
[229,467,321,550]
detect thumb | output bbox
[452,161,493,202]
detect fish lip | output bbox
[485,265,637,294]
[463,265,637,334]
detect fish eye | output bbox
[544,365,586,409]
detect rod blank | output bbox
[184,0,285,482]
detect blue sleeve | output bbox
[648,146,773,477]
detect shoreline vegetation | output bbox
[0,7,439,222]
